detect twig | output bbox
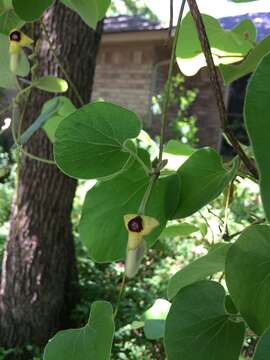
[40,19,84,107]
[159,0,186,162]
[199,210,214,244]
[186,0,258,179]
[223,218,265,241]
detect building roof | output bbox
[104,13,270,40]
[104,15,163,33]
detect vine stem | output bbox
[116,2,186,321]
[186,0,258,179]
[20,148,56,165]
[138,175,157,215]
[123,145,151,176]
[158,0,186,162]
[40,19,84,107]
[113,273,127,319]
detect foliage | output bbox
[0,0,270,359]
[177,12,256,76]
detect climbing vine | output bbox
[0,0,270,359]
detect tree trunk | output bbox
[0,0,102,349]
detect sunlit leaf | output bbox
[163,140,195,171]
[177,12,256,76]
[220,36,270,84]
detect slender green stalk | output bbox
[40,19,84,107]
[113,273,127,319]
[20,147,56,165]
[138,175,157,215]
[123,144,151,176]
[158,0,186,162]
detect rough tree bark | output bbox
[0,0,102,349]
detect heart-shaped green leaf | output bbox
[61,0,110,29]
[54,102,142,180]
[163,140,195,171]
[177,12,256,76]
[226,225,270,335]
[168,243,231,300]
[164,281,245,360]
[220,36,270,84]
[12,0,54,21]
[79,151,180,262]
[43,301,114,360]
[245,51,270,222]
[173,148,238,219]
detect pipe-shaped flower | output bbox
[9,29,33,73]
[124,214,159,278]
